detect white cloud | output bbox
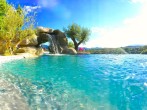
[130,0,147,3]
[38,0,59,8]
[37,0,71,19]
[23,6,41,14]
[83,1,147,48]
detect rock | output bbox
[37,26,53,34]
[35,47,44,55]
[19,34,38,47]
[14,48,26,53]
[19,39,30,46]
[52,30,68,46]
[27,34,38,46]
[36,33,51,47]
[62,47,77,55]
[15,47,44,56]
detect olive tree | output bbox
[64,23,90,51]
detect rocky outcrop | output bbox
[62,47,77,54]
[37,26,53,34]
[19,34,38,47]
[15,47,44,56]
[36,27,77,54]
[13,34,43,56]
[51,30,68,46]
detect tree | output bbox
[0,3,35,55]
[64,23,90,51]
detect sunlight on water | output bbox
[43,53,67,56]
[0,55,147,110]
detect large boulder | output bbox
[19,34,38,47]
[51,30,68,47]
[62,47,77,55]
[27,34,38,46]
[19,39,30,46]
[15,47,44,56]
[37,26,53,34]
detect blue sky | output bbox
[7,0,147,47]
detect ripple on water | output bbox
[0,54,147,110]
[0,72,100,110]
[0,78,30,110]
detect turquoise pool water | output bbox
[0,54,147,110]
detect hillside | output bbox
[84,45,147,54]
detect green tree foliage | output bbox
[68,41,74,48]
[0,0,8,25]
[64,23,90,51]
[0,0,7,12]
[0,3,35,55]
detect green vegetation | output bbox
[68,41,74,48]
[85,46,147,54]
[64,23,91,51]
[141,49,147,54]
[86,48,127,54]
[0,0,7,23]
[122,46,146,54]
[0,0,35,55]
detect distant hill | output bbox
[83,47,101,50]
[122,45,147,54]
[83,45,147,54]
[124,44,145,48]
[85,47,127,54]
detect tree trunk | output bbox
[74,44,78,51]
[5,40,13,55]
[71,37,78,51]
[13,40,21,50]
